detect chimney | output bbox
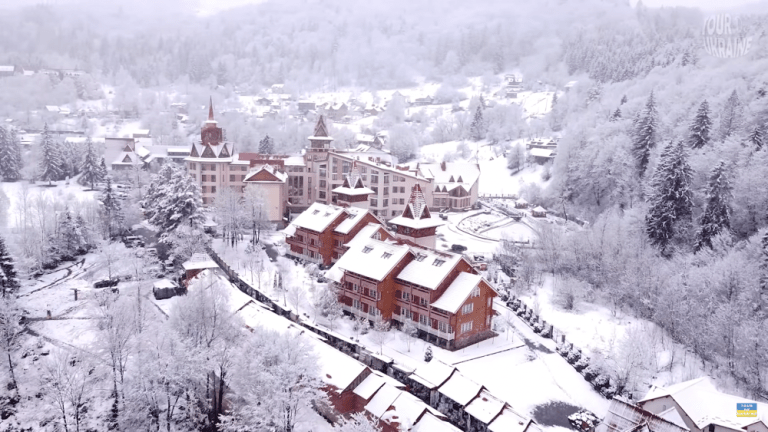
[440,161,446,171]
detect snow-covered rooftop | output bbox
[465,390,506,424]
[153,279,177,289]
[244,164,288,183]
[640,377,768,430]
[182,253,219,271]
[530,148,554,158]
[353,373,387,400]
[410,360,455,389]
[365,383,401,418]
[388,214,444,229]
[333,207,368,235]
[329,239,410,282]
[284,155,306,166]
[431,272,483,314]
[396,249,462,290]
[314,340,369,393]
[438,371,483,406]
[382,391,442,431]
[488,407,535,432]
[411,412,462,432]
[290,202,345,233]
[418,162,480,187]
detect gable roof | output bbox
[327,238,410,282]
[244,164,287,183]
[489,407,539,432]
[438,371,484,406]
[419,162,480,188]
[431,273,494,314]
[640,378,768,431]
[333,207,372,235]
[395,249,462,290]
[465,390,506,424]
[411,412,462,432]
[389,183,444,229]
[289,202,346,233]
[409,360,455,390]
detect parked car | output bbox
[122,236,144,248]
[451,244,467,253]
[439,213,448,220]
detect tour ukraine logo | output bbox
[702,15,753,58]
[736,403,757,418]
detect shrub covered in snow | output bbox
[592,373,610,390]
[574,356,590,371]
[600,384,618,399]
[582,364,600,381]
[568,409,600,432]
[532,322,543,334]
[566,348,581,364]
[541,323,553,338]
[556,342,572,356]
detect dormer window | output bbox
[382,252,392,259]
[363,246,373,254]
[312,210,320,215]
[415,254,426,262]
[433,259,445,267]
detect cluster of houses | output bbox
[596,378,768,432]
[180,101,481,222]
[284,179,497,351]
[107,130,192,172]
[526,137,559,165]
[0,65,86,79]
[172,263,539,432]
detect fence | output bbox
[202,246,541,431]
[504,294,617,398]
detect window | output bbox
[230,175,235,182]
[191,174,196,180]
[382,252,392,259]
[202,175,207,182]
[361,166,367,173]
[211,186,217,193]
[402,292,410,301]
[488,298,492,307]
[312,210,320,215]
[372,187,378,194]
[402,309,412,320]
[211,175,216,182]
[415,254,426,262]
[384,175,389,184]
[420,297,428,306]
[319,191,326,199]
[462,303,474,315]
[241,166,247,171]
[384,187,389,195]
[319,180,327,188]
[471,287,480,298]
[202,164,208,171]
[368,288,378,299]
[334,239,342,247]
[189,163,196,169]
[371,175,379,184]
[332,173,338,181]
[201,186,207,193]
[392,210,398,216]
[383,199,388,207]
[363,246,373,254]
[438,321,450,333]
[370,198,378,207]
[461,322,473,334]
[419,314,428,325]
[399,198,405,205]
[433,259,445,267]
[373,231,381,240]
[353,299,361,310]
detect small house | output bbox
[514,198,528,209]
[531,206,547,218]
[181,253,219,282]
[153,279,180,300]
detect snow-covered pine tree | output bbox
[694,162,732,252]
[258,135,274,154]
[609,108,622,122]
[100,177,124,239]
[470,104,485,141]
[99,157,108,181]
[0,235,20,296]
[620,95,628,105]
[719,90,744,140]
[645,140,694,255]
[424,345,433,362]
[38,124,64,185]
[688,100,711,149]
[0,126,22,182]
[632,91,659,177]
[145,164,204,236]
[54,209,87,260]
[79,137,102,189]
[61,139,80,179]
[747,124,764,150]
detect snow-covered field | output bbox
[0,179,101,230]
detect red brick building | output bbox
[321,186,498,350]
[283,202,385,267]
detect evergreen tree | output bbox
[688,100,712,149]
[470,104,485,141]
[0,126,22,182]
[747,124,764,150]
[645,140,694,254]
[79,137,102,189]
[61,139,80,179]
[101,177,124,239]
[620,95,628,105]
[694,162,732,252]
[632,91,659,176]
[99,157,108,182]
[719,90,744,140]
[609,108,622,122]
[424,345,433,362]
[38,124,64,185]
[258,135,274,154]
[53,209,88,260]
[142,164,204,236]
[0,235,19,297]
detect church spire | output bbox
[314,115,329,137]
[208,96,215,121]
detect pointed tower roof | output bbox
[389,184,444,230]
[314,115,330,138]
[333,160,374,196]
[205,96,217,125]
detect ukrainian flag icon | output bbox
[737,403,757,418]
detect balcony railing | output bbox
[285,249,323,265]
